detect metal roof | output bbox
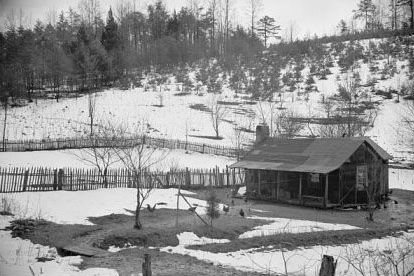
[230,137,392,174]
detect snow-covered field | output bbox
[0,148,234,170]
[390,168,414,191]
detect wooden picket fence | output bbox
[1,135,246,158]
[0,166,245,193]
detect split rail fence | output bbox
[0,166,245,193]
[1,135,246,158]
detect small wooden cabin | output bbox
[230,125,393,208]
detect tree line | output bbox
[1,0,413,105]
[0,0,268,103]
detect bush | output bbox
[205,190,221,227]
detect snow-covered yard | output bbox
[1,187,413,276]
[0,189,374,276]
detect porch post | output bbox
[338,168,342,204]
[258,170,261,196]
[299,173,302,201]
[276,171,280,201]
[324,173,329,208]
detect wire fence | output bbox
[0,166,245,193]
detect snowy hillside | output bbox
[1,36,413,167]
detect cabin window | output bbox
[309,173,320,189]
[311,173,319,183]
[356,165,367,191]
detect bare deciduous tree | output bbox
[1,96,8,152]
[113,123,169,229]
[274,110,303,138]
[88,92,97,136]
[246,0,263,36]
[73,123,119,187]
[327,71,379,138]
[209,96,228,138]
[231,116,253,160]
[402,99,414,147]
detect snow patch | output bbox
[240,216,360,238]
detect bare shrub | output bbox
[205,190,221,227]
[340,234,414,276]
[274,110,303,138]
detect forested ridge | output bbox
[0,0,413,104]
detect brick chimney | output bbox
[255,124,269,144]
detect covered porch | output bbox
[245,169,340,208]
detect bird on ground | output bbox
[231,199,235,206]
[188,206,197,212]
[394,200,398,204]
[147,204,157,212]
[223,205,230,214]
[244,197,248,203]
[239,208,245,217]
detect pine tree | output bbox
[257,16,280,47]
[305,73,315,92]
[337,19,348,35]
[101,7,119,52]
[353,0,377,30]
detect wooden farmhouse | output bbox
[230,125,393,208]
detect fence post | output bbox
[319,255,337,276]
[53,169,58,190]
[226,166,230,187]
[185,167,191,187]
[142,254,152,276]
[22,169,29,192]
[58,169,64,190]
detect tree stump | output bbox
[319,255,336,276]
[142,253,152,276]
